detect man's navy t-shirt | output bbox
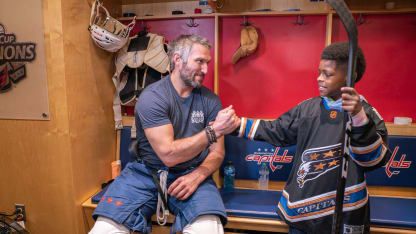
[134,76,222,171]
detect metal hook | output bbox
[356,13,366,25]
[294,14,305,25]
[240,16,250,26]
[141,20,146,28]
[140,19,150,31]
[186,18,199,27]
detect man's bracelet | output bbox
[205,126,212,145]
[209,126,217,143]
[205,126,217,145]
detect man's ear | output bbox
[173,53,182,68]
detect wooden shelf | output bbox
[118,13,215,21]
[122,0,195,4]
[350,8,416,14]
[123,116,416,136]
[118,10,330,21]
[122,116,134,126]
[215,10,331,16]
[386,122,416,136]
[118,8,416,21]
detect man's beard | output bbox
[179,64,205,88]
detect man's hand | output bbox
[341,87,362,116]
[212,105,240,137]
[168,172,201,200]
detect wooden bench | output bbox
[82,120,416,233]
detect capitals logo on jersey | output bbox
[297,143,342,188]
[191,110,204,124]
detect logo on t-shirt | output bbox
[191,110,204,124]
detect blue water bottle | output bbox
[224,161,235,191]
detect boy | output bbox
[234,41,391,234]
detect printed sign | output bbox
[0,0,49,120]
[224,135,416,188]
[366,135,415,187]
[384,146,412,178]
[0,24,36,91]
[245,146,293,172]
[223,135,295,181]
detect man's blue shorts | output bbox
[92,160,227,233]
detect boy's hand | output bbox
[341,87,362,116]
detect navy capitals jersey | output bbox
[236,97,391,234]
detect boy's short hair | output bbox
[321,41,366,83]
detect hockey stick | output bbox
[325,0,358,233]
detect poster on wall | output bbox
[0,0,49,120]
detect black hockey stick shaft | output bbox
[325,0,358,234]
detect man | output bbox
[90,34,239,234]
[233,42,391,234]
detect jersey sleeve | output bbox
[236,104,300,147]
[348,102,392,170]
[135,89,171,129]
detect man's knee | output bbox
[89,216,132,234]
[182,215,224,234]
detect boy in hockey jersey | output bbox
[233,41,391,234]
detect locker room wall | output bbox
[122,13,415,123]
[218,14,416,122]
[219,15,328,119]
[332,14,416,122]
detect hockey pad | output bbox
[126,35,149,68]
[119,67,145,105]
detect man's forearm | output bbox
[189,137,225,184]
[162,129,211,167]
[191,151,224,184]
[166,137,225,200]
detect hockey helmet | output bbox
[88,0,135,52]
